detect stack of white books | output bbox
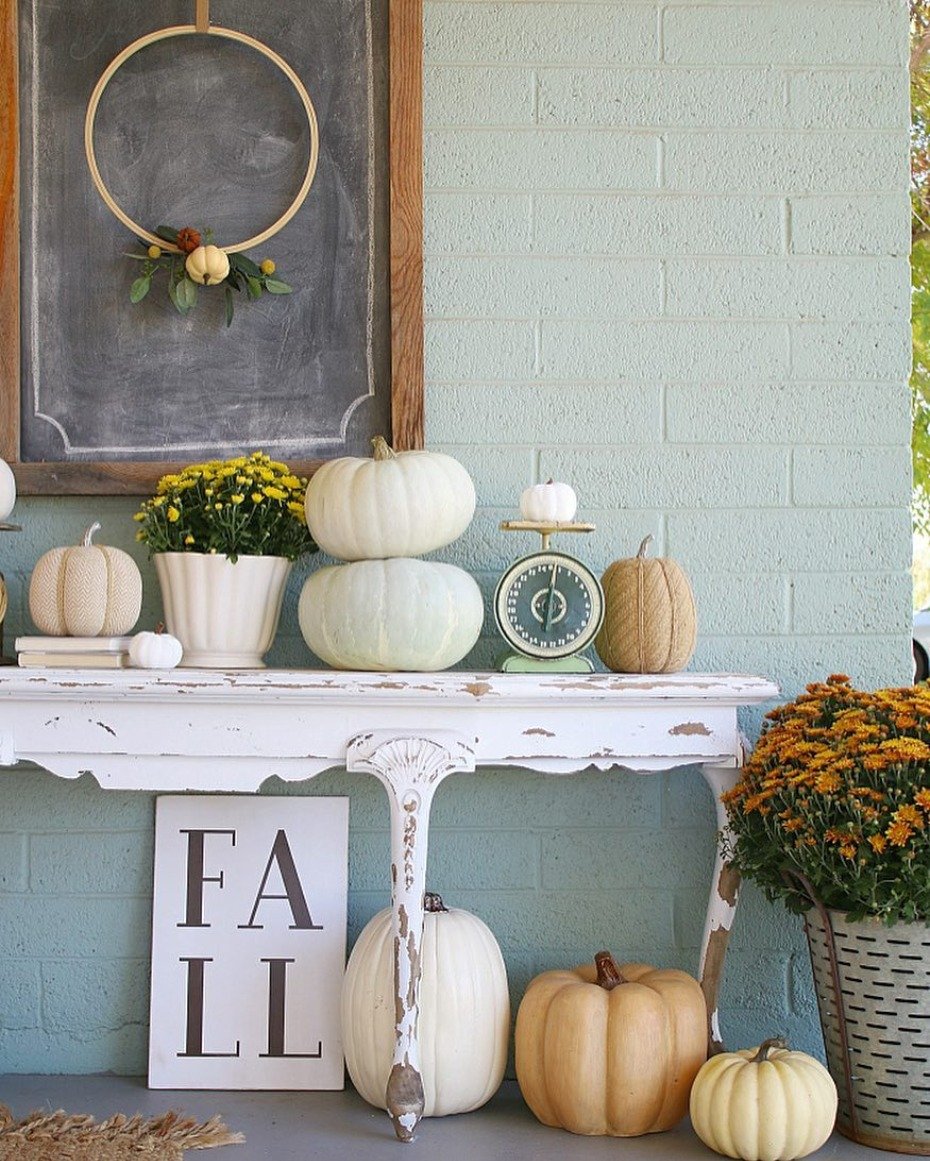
[14,636,133,668]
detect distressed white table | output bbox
[0,668,777,1141]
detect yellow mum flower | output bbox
[133,511,145,522]
[184,534,195,545]
[263,485,288,501]
[230,494,245,505]
[252,493,264,503]
[167,506,180,522]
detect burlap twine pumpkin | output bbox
[595,535,696,674]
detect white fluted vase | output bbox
[154,552,292,669]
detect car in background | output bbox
[915,608,930,681]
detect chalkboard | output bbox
[0,0,424,493]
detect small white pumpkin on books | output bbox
[129,626,183,670]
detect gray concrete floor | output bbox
[0,1076,901,1160]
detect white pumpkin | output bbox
[304,437,476,561]
[128,628,183,670]
[0,458,16,521]
[29,523,143,637]
[519,479,577,523]
[689,1038,837,1161]
[342,892,509,1117]
[298,558,483,671]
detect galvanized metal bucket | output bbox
[804,903,930,1155]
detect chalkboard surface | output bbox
[18,0,391,466]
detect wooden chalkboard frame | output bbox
[0,0,423,495]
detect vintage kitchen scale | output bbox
[494,517,604,673]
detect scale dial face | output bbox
[494,551,604,660]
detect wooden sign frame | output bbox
[0,0,423,495]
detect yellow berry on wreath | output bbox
[147,244,162,259]
[260,259,276,276]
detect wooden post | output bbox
[195,0,209,32]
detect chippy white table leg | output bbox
[347,730,475,1142]
[698,762,742,1055]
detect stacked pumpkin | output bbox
[299,438,483,671]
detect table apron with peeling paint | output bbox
[0,668,778,1141]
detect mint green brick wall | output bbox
[0,0,912,1074]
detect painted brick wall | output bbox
[0,0,912,1071]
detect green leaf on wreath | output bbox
[176,277,198,311]
[246,276,263,300]
[231,254,262,279]
[225,286,235,328]
[130,276,151,303]
[155,225,179,242]
[264,279,292,295]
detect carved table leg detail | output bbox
[698,763,742,1055]
[347,731,475,1142]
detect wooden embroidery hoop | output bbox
[83,0,319,255]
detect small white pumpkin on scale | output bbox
[519,479,578,524]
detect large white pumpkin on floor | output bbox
[304,437,476,561]
[342,892,509,1117]
[298,558,483,671]
[28,523,143,637]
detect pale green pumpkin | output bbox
[298,558,482,671]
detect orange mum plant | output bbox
[723,675,930,924]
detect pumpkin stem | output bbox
[371,436,396,462]
[155,622,166,634]
[594,950,626,990]
[636,534,653,559]
[751,1037,788,1063]
[82,521,102,547]
[423,892,448,913]
[545,478,554,485]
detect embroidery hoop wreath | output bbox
[84,18,320,321]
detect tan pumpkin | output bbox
[689,1038,837,1161]
[515,951,707,1136]
[595,534,696,673]
[29,522,143,637]
[185,244,230,286]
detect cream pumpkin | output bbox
[595,534,697,674]
[304,437,476,561]
[342,892,509,1117]
[298,557,482,671]
[689,1038,837,1161]
[29,523,143,637]
[185,244,230,285]
[515,951,707,1137]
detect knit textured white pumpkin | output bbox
[298,558,483,671]
[689,1038,837,1161]
[519,479,577,523]
[304,437,476,561]
[0,458,16,521]
[342,892,509,1117]
[29,523,143,637]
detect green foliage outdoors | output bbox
[912,3,930,534]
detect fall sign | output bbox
[148,795,349,1089]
